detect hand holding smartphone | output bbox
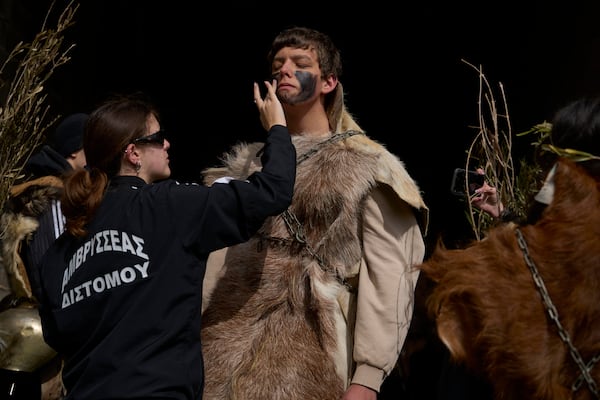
[451,168,485,197]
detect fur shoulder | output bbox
[202,142,265,185]
[346,134,429,232]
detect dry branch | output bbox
[0,0,78,209]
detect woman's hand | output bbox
[470,168,504,218]
[254,79,286,131]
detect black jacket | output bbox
[24,144,72,178]
[23,146,72,291]
[0,145,72,303]
[37,125,296,399]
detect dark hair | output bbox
[268,26,342,81]
[547,96,600,178]
[62,94,159,237]
[526,96,600,224]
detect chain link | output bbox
[258,131,366,293]
[296,130,365,165]
[515,228,599,397]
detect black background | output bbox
[29,0,600,248]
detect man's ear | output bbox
[321,75,338,95]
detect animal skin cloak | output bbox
[201,131,427,400]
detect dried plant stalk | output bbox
[461,60,516,240]
[460,60,547,240]
[0,0,78,209]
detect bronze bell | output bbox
[0,307,57,372]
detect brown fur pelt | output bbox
[418,159,600,400]
[201,133,424,400]
[201,135,377,400]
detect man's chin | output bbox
[277,91,294,102]
[278,95,301,106]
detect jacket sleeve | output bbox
[226,124,296,235]
[186,124,296,252]
[351,184,425,392]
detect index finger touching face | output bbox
[253,82,261,103]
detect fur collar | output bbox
[1,176,63,301]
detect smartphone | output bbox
[451,168,485,197]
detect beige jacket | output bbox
[348,183,425,390]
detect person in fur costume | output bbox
[0,113,88,400]
[201,27,428,400]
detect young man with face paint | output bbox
[201,26,429,400]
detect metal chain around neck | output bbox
[296,130,365,165]
[515,228,600,398]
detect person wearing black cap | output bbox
[0,113,88,400]
[25,112,88,179]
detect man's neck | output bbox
[285,102,331,137]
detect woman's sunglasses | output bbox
[132,130,166,146]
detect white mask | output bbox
[534,163,557,205]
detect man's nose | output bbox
[279,61,295,77]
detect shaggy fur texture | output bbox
[418,159,600,400]
[1,177,62,300]
[201,133,425,400]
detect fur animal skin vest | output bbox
[201,132,426,400]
